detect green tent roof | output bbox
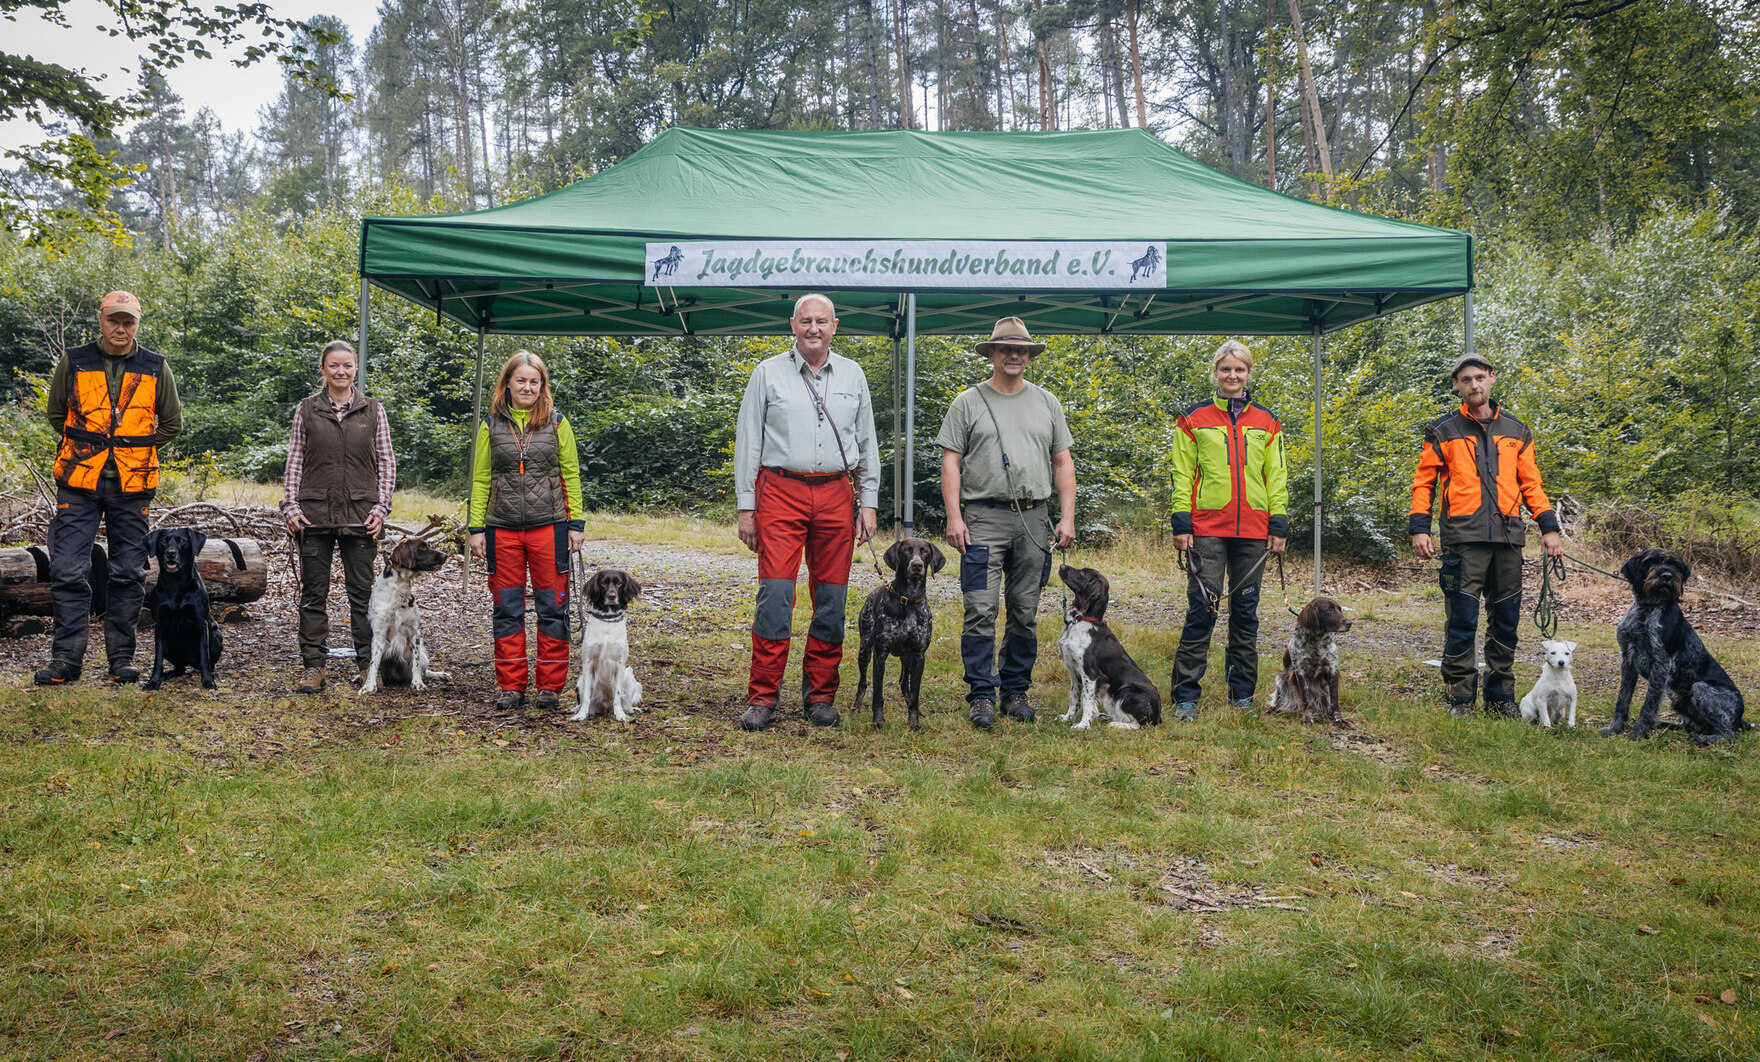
[359,127,1471,337]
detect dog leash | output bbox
[1533,553,1568,640]
[1178,544,1277,614]
[570,550,588,646]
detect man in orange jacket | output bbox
[1410,353,1562,716]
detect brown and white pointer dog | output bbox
[853,538,946,730]
[1057,565,1163,729]
[1269,597,1353,726]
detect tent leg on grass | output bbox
[904,293,917,534]
[358,278,370,390]
[1464,289,1475,355]
[464,330,486,591]
[1311,324,1324,597]
[891,333,902,529]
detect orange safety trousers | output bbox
[486,524,571,692]
[748,469,854,708]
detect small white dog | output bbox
[1519,639,1578,727]
[360,538,451,695]
[570,568,644,722]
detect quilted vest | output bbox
[485,410,570,528]
[295,391,383,529]
[53,343,163,494]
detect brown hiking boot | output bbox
[296,666,325,694]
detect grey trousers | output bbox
[958,502,1053,703]
[1171,536,1267,704]
[1439,543,1523,705]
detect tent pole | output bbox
[904,294,917,533]
[464,330,487,591]
[357,278,370,391]
[1463,290,1475,355]
[891,334,902,529]
[1311,324,1324,596]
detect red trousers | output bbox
[749,468,854,707]
[486,524,570,692]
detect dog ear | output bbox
[1297,599,1320,632]
[883,540,903,571]
[190,529,208,556]
[928,544,947,574]
[1669,553,1691,582]
[1562,641,1577,653]
[1618,552,1648,588]
[622,571,642,600]
[143,529,161,566]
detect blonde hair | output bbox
[491,349,555,425]
[1211,339,1254,371]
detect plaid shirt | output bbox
[280,392,397,520]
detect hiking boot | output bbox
[34,660,81,686]
[1231,697,1256,714]
[108,663,140,685]
[494,689,526,711]
[969,699,996,730]
[739,703,778,731]
[1173,701,1199,721]
[535,689,561,710]
[1448,699,1476,718]
[296,666,325,694]
[1001,693,1036,723]
[1485,700,1520,718]
[805,702,840,727]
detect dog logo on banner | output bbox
[651,245,684,282]
[1128,244,1162,284]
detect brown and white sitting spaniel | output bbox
[360,538,450,695]
[1056,564,1163,729]
[571,568,644,723]
[1268,597,1353,726]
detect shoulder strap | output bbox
[795,353,855,478]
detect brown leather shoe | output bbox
[296,666,325,694]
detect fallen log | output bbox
[0,539,266,622]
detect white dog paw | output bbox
[566,709,589,722]
[1108,720,1141,730]
[1070,720,1092,731]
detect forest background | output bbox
[3,0,1758,561]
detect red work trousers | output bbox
[748,468,854,708]
[486,524,571,692]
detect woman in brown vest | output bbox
[466,351,584,711]
[280,340,397,694]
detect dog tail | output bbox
[222,538,246,569]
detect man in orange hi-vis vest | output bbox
[36,291,183,687]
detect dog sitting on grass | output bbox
[1519,639,1578,728]
[1602,548,1746,743]
[1268,597,1353,726]
[1056,564,1162,730]
[360,538,450,695]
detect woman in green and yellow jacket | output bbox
[1168,340,1289,720]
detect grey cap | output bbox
[1450,353,1494,377]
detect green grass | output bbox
[2,520,1757,1060]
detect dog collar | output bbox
[587,610,626,622]
[889,587,925,606]
[1071,614,1101,623]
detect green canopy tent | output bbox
[358,127,1474,590]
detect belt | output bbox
[763,466,846,484]
[965,497,1046,510]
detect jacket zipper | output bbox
[1228,402,1245,538]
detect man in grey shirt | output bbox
[938,317,1076,729]
[733,293,880,731]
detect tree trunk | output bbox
[1285,0,1333,178]
[863,0,883,129]
[0,540,268,619]
[1127,0,1147,129]
[1034,0,1053,130]
[1266,0,1277,186]
[893,0,914,127]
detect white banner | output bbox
[643,240,1166,289]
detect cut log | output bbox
[0,539,266,623]
[0,544,108,617]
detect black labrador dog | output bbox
[1603,548,1746,743]
[853,538,946,729]
[142,527,223,690]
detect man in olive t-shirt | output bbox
[937,318,1076,730]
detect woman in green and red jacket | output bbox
[1168,340,1289,720]
[466,350,585,712]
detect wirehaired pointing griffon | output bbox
[142,527,224,690]
[1056,565,1163,730]
[571,569,644,723]
[854,538,946,730]
[1603,548,1746,743]
[360,538,450,695]
[1268,597,1353,726]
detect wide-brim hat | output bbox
[975,316,1046,357]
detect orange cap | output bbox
[99,291,142,319]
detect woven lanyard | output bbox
[506,411,539,475]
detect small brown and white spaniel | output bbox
[571,568,644,722]
[360,537,450,695]
[1268,597,1353,726]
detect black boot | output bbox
[969,698,996,730]
[35,659,82,686]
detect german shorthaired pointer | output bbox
[853,538,946,729]
[1604,548,1746,743]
